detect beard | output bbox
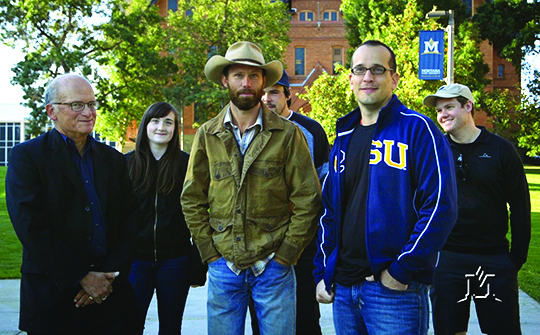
[228,87,264,111]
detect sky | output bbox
[0,44,26,105]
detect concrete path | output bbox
[1,279,539,334]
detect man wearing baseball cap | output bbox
[424,84,531,334]
[181,41,321,334]
[263,70,330,180]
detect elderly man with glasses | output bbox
[314,40,458,334]
[424,84,531,335]
[6,73,140,335]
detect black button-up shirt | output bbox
[60,132,107,262]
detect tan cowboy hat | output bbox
[204,41,283,88]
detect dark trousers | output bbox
[129,256,191,335]
[20,273,139,335]
[431,250,521,335]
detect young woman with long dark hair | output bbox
[126,102,202,334]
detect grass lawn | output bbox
[1,165,540,303]
[519,166,540,302]
[0,166,22,278]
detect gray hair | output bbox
[44,74,93,104]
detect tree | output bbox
[298,65,356,143]
[0,0,178,148]
[93,0,178,148]
[341,0,469,60]
[476,88,520,136]
[302,0,490,143]
[0,0,106,137]
[517,71,540,156]
[473,1,540,155]
[473,0,540,71]
[164,0,291,123]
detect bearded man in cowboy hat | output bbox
[181,41,321,334]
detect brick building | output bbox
[143,0,350,149]
[469,0,520,128]
[139,0,518,150]
[284,0,349,113]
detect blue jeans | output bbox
[207,257,296,335]
[333,280,429,335]
[129,256,191,335]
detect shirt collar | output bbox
[58,131,94,155]
[224,106,264,131]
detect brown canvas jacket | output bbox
[181,103,321,269]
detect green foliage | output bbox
[473,0,540,71]
[0,0,179,146]
[93,0,179,147]
[472,1,540,157]
[0,167,23,279]
[307,0,489,136]
[165,0,290,123]
[517,99,540,157]
[298,65,356,143]
[515,71,540,157]
[1,0,289,145]
[340,0,468,62]
[0,0,106,137]
[476,88,520,137]
[528,70,540,97]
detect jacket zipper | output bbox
[154,190,158,262]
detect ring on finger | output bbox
[89,296,94,300]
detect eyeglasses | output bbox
[351,65,395,76]
[50,101,99,112]
[456,153,468,181]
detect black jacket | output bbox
[6,129,140,333]
[125,151,192,262]
[444,127,531,270]
[125,151,207,285]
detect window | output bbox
[299,11,314,21]
[168,0,178,12]
[462,0,472,15]
[332,48,343,75]
[498,65,505,78]
[0,122,21,166]
[295,47,305,76]
[323,11,338,21]
[92,131,117,150]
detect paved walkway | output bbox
[1,279,539,334]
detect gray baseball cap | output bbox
[423,84,475,108]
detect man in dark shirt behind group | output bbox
[424,83,531,335]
